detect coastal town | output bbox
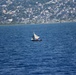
[0,0,76,24]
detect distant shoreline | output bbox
[0,21,76,26]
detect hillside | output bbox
[0,0,76,24]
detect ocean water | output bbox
[0,22,76,75]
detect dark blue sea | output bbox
[0,22,76,75]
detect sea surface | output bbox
[0,22,76,75]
